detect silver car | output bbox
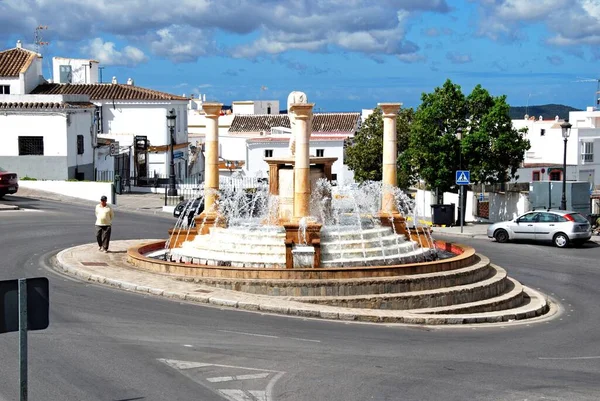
[487,210,592,248]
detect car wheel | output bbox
[553,233,569,248]
[494,229,509,243]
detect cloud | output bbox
[474,0,600,49]
[81,38,147,66]
[0,0,447,62]
[446,52,472,64]
[547,55,564,65]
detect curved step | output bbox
[177,254,492,296]
[288,264,508,310]
[411,276,525,314]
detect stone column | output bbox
[291,103,314,220]
[202,102,222,213]
[379,103,401,213]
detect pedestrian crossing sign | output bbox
[456,170,470,185]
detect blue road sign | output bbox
[456,170,470,185]
[173,151,184,159]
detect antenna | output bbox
[34,25,49,54]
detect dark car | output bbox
[0,167,18,198]
[174,198,204,226]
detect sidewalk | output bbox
[0,187,171,217]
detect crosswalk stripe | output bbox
[207,373,270,383]
[220,389,266,401]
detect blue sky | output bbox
[2,0,600,112]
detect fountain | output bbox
[127,93,551,325]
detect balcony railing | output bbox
[581,153,594,163]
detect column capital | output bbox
[289,103,314,120]
[378,103,402,117]
[202,102,223,118]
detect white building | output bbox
[0,42,97,180]
[32,76,191,181]
[52,57,100,85]
[223,113,361,184]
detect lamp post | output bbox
[166,108,177,197]
[560,120,572,210]
[456,127,464,233]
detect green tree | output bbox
[405,79,529,193]
[345,106,414,188]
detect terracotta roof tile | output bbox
[0,101,95,110]
[229,112,361,134]
[0,47,38,77]
[31,83,188,101]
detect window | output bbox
[0,85,9,94]
[316,149,324,157]
[539,213,558,223]
[94,107,103,133]
[18,136,44,155]
[549,170,561,181]
[581,142,593,162]
[267,106,272,114]
[518,212,540,223]
[540,129,545,136]
[532,171,541,181]
[264,149,273,158]
[77,135,84,155]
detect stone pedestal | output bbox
[283,222,322,269]
[167,228,198,248]
[378,212,409,240]
[194,212,223,235]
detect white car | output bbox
[487,210,592,248]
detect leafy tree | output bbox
[345,106,414,188]
[404,79,529,194]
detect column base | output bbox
[194,212,224,235]
[378,212,409,240]
[283,222,322,269]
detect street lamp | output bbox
[166,108,177,196]
[560,120,572,210]
[456,127,464,233]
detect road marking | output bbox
[208,373,270,383]
[539,356,600,360]
[218,329,278,339]
[159,360,213,370]
[218,330,320,343]
[219,389,266,401]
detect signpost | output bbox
[456,170,470,233]
[1,277,50,401]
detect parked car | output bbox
[487,210,592,248]
[174,198,204,226]
[0,167,18,198]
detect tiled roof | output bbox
[229,112,361,134]
[0,47,38,77]
[0,101,95,110]
[247,135,348,143]
[31,83,188,101]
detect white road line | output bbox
[289,337,321,343]
[207,373,270,383]
[219,389,265,401]
[218,329,279,339]
[158,359,213,370]
[539,356,600,360]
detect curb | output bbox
[52,247,553,326]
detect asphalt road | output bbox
[1,195,600,401]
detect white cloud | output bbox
[81,38,147,66]
[446,52,472,64]
[0,0,448,62]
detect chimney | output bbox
[111,76,118,84]
[126,78,134,85]
[16,40,22,49]
[539,115,543,121]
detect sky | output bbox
[1,0,600,112]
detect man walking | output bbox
[95,195,114,252]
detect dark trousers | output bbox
[95,225,112,250]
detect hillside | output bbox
[509,104,580,120]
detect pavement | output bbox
[1,188,594,324]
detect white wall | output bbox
[68,111,95,168]
[0,77,20,94]
[220,135,247,161]
[0,113,67,156]
[23,55,43,94]
[19,180,115,204]
[52,57,99,84]
[513,118,578,165]
[488,192,530,222]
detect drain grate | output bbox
[80,262,109,266]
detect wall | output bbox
[69,110,95,179]
[488,192,529,222]
[0,156,68,180]
[0,77,20,94]
[513,118,578,165]
[23,56,43,94]
[220,135,249,161]
[19,180,114,204]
